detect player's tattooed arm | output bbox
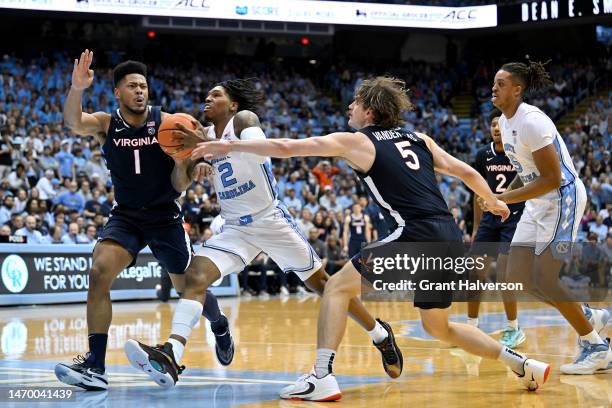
[233,110,261,137]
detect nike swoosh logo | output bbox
[85,369,108,384]
[512,211,519,215]
[115,127,126,132]
[290,382,316,396]
[174,214,181,219]
[486,157,495,161]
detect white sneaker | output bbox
[296,286,308,296]
[280,286,290,296]
[514,358,550,391]
[279,373,341,401]
[583,305,610,335]
[561,341,612,375]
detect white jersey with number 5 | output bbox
[207,117,278,219]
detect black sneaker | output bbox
[373,319,403,379]
[212,316,235,366]
[124,340,184,388]
[54,352,108,391]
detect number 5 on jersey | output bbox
[395,141,420,170]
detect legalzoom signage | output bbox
[0,244,238,305]
[0,0,498,29]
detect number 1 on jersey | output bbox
[394,141,420,170]
[134,149,141,174]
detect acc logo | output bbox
[147,127,156,135]
[1,255,28,293]
[555,242,570,254]
[236,6,248,15]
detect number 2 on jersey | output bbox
[218,162,237,188]
[394,141,420,170]
[495,174,507,193]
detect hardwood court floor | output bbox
[0,297,610,407]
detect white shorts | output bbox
[511,180,587,255]
[196,205,321,281]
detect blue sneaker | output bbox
[500,327,526,348]
[561,339,612,375]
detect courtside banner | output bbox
[0,244,238,305]
[358,242,612,303]
[0,0,498,30]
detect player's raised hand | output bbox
[191,140,231,161]
[486,198,510,222]
[71,49,94,91]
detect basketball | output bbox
[158,112,198,160]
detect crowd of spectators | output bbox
[0,51,609,294]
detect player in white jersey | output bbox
[490,61,611,375]
[124,79,403,388]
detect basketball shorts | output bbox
[472,207,523,255]
[511,179,587,255]
[98,203,192,274]
[352,215,463,310]
[196,203,321,281]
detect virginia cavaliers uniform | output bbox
[353,125,463,309]
[347,213,367,257]
[197,117,321,281]
[100,106,191,273]
[499,103,586,255]
[473,142,525,249]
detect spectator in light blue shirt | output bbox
[55,140,75,178]
[54,180,85,213]
[15,215,45,244]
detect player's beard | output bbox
[124,103,147,115]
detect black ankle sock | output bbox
[202,290,222,323]
[88,333,108,371]
[211,315,229,335]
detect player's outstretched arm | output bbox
[191,132,354,161]
[417,132,510,221]
[63,49,108,143]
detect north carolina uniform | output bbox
[499,102,586,255]
[473,142,524,248]
[99,106,192,273]
[196,117,321,280]
[353,125,463,309]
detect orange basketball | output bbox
[158,113,198,160]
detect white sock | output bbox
[467,318,479,327]
[167,338,185,363]
[507,319,519,330]
[498,346,527,376]
[368,321,388,344]
[169,299,203,362]
[314,348,336,379]
[580,330,604,345]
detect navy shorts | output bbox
[473,208,523,254]
[98,203,192,274]
[352,215,463,310]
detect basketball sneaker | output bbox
[279,373,341,401]
[513,358,551,391]
[373,319,403,378]
[583,304,610,335]
[54,352,108,391]
[124,339,184,388]
[211,315,234,366]
[560,339,612,375]
[500,326,527,348]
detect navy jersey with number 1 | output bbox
[104,105,180,209]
